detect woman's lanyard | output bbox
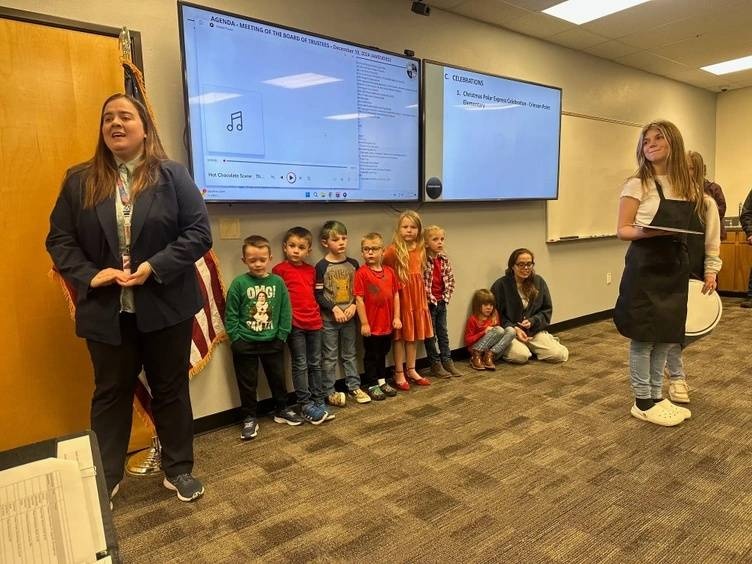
[116,165,132,275]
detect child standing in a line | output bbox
[316,221,371,406]
[423,225,461,377]
[383,210,434,390]
[354,232,401,400]
[272,227,332,425]
[225,235,303,441]
[464,289,516,371]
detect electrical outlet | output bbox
[606,272,612,285]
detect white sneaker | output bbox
[630,403,683,427]
[669,379,690,404]
[654,399,691,421]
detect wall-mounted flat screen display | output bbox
[178,2,420,202]
[423,60,561,202]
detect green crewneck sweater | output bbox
[225,273,291,343]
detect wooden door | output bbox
[735,232,752,293]
[717,234,736,292]
[0,16,149,451]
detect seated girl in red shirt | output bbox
[464,289,516,371]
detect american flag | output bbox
[52,250,227,419]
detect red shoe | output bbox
[392,371,410,391]
[407,368,431,386]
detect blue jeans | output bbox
[665,343,685,380]
[321,316,359,394]
[472,326,516,358]
[629,341,670,400]
[425,301,450,364]
[288,327,323,406]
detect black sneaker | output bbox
[380,382,398,397]
[240,416,259,440]
[163,473,205,502]
[273,408,304,426]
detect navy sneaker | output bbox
[240,416,259,440]
[273,408,304,426]
[316,402,336,421]
[301,403,327,425]
[163,473,205,502]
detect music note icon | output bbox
[226,111,243,132]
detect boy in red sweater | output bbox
[273,227,332,424]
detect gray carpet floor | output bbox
[112,297,752,563]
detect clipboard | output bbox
[633,222,704,235]
[0,430,120,563]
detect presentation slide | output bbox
[423,62,562,202]
[179,5,420,202]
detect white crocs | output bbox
[669,379,691,404]
[654,399,691,421]
[630,403,684,427]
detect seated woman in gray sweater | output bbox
[490,248,568,364]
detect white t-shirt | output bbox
[620,176,722,274]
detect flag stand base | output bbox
[125,436,161,477]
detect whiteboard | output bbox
[546,114,642,242]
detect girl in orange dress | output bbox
[383,210,434,389]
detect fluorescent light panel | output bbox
[702,55,752,75]
[543,0,652,25]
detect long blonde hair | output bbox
[634,120,702,217]
[392,210,424,283]
[79,93,167,208]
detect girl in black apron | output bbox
[614,120,705,427]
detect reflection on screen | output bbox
[179,4,420,202]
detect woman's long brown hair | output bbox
[82,93,167,208]
[633,120,702,218]
[505,248,538,303]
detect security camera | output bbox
[411,1,431,16]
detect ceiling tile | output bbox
[582,0,717,38]
[548,27,610,50]
[497,11,574,37]
[452,0,532,27]
[656,32,752,67]
[427,0,467,10]
[583,40,642,60]
[615,50,692,76]
[496,0,561,10]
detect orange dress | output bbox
[383,245,434,341]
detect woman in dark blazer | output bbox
[46,93,211,503]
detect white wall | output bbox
[7,0,718,418]
[716,86,752,215]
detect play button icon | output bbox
[286,172,297,184]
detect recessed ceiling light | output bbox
[543,0,652,25]
[701,55,752,75]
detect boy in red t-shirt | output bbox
[272,227,332,424]
[354,233,402,400]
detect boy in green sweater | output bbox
[225,235,302,440]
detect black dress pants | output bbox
[86,314,194,492]
[362,334,392,387]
